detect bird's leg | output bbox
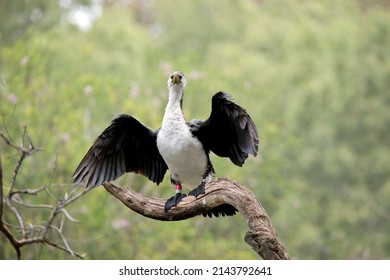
[164,183,187,212]
[188,179,206,197]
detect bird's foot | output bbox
[164,193,187,212]
[188,181,206,197]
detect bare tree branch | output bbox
[103,178,290,260]
[0,127,90,259]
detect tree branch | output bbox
[0,127,89,259]
[103,178,290,260]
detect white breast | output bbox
[157,107,207,188]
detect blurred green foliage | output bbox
[0,0,389,259]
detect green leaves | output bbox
[1,0,389,259]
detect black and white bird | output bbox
[73,71,259,217]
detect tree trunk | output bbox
[103,178,290,260]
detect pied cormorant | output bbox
[73,71,259,217]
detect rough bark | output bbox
[103,178,290,260]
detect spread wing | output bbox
[73,114,167,188]
[190,92,259,166]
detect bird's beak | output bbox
[172,74,181,84]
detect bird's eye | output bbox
[178,75,182,80]
[170,75,174,79]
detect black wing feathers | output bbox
[191,92,259,166]
[73,114,167,188]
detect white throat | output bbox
[167,85,183,107]
[162,86,185,127]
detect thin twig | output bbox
[0,130,22,151]
[44,240,85,259]
[60,209,80,223]
[10,186,46,197]
[12,199,55,210]
[5,199,27,238]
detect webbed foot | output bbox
[164,193,187,212]
[188,181,206,197]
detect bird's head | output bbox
[167,71,187,90]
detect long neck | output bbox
[163,86,184,122]
[166,86,183,111]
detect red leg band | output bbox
[175,184,182,194]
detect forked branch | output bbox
[0,128,90,259]
[103,178,290,260]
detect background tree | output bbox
[0,128,91,259]
[1,0,389,259]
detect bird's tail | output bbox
[202,204,238,218]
